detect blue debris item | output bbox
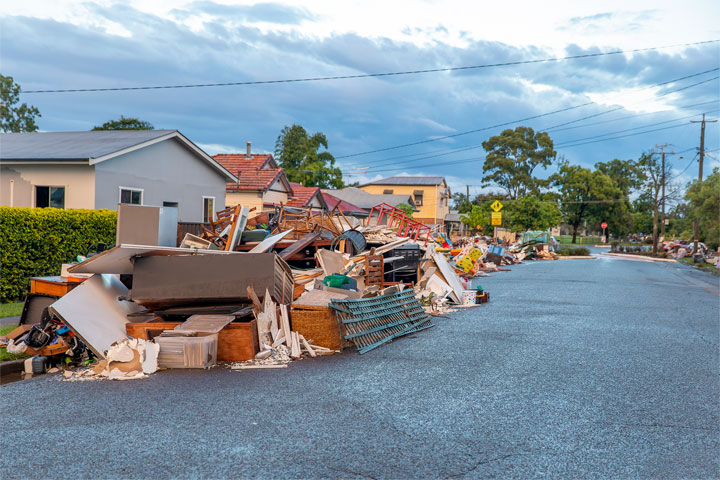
[330,290,434,354]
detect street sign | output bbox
[601,222,607,229]
[491,212,502,226]
[490,200,503,212]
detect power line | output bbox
[345,99,720,169]
[338,67,719,159]
[22,39,719,94]
[556,122,692,149]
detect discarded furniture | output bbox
[30,276,85,297]
[364,254,385,288]
[366,203,431,245]
[116,204,178,247]
[126,319,259,362]
[129,253,294,308]
[290,305,346,351]
[330,290,434,354]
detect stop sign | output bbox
[601,222,608,229]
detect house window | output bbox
[203,197,215,223]
[383,189,394,194]
[35,186,65,209]
[414,190,424,206]
[119,187,143,205]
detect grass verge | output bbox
[1,325,31,362]
[0,302,23,318]
[678,257,720,277]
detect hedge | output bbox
[0,207,116,303]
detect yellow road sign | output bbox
[491,212,502,226]
[490,200,503,212]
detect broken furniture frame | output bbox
[366,203,431,246]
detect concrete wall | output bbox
[94,138,227,222]
[360,182,451,224]
[0,164,95,209]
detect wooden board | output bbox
[431,253,463,304]
[30,277,84,297]
[126,320,259,362]
[278,232,322,260]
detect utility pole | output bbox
[690,114,717,259]
[655,144,674,242]
[466,184,470,202]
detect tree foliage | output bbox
[92,116,154,130]
[509,195,561,232]
[686,168,720,250]
[0,74,41,132]
[593,158,644,237]
[481,126,556,199]
[395,202,414,217]
[460,205,490,232]
[551,162,619,244]
[274,124,343,188]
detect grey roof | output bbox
[361,176,446,186]
[321,187,415,209]
[0,130,176,160]
[445,211,463,222]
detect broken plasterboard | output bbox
[48,274,145,358]
[431,252,464,304]
[248,229,294,253]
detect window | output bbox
[203,196,215,223]
[119,187,143,205]
[383,189,394,194]
[35,186,65,209]
[413,190,424,206]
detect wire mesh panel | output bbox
[330,290,433,354]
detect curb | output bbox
[602,253,677,263]
[557,256,596,259]
[0,358,26,377]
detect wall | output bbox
[0,164,95,209]
[263,178,289,208]
[94,138,227,222]
[227,191,264,213]
[360,183,450,224]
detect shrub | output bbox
[557,246,590,256]
[0,207,116,302]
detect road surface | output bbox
[1,255,718,478]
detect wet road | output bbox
[1,255,718,479]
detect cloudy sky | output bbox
[2,0,718,195]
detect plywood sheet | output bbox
[48,274,145,358]
[174,315,234,334]
[431,252,463,304]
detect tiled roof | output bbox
[213,153,276,174]
[286,182,322,208]
[321,192,368,215]
[361,176,445,186]
[321,187,415,209]
[227,168,288,193]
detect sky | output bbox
[2,0,719,198]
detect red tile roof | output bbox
[214,153,290,193]
[322,192,368,215]
[287,182,323,208]
[213,153,277,173]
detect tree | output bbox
[593,159,644,238]
[274,124,343,189]
[551,162,619,244]
[685,168,720,250]
[460,205,491,232]
[637,152,676,255]
[92,116,154,130]
[451,192,473,213]
[395,202,414,217]
[509,195,561,232]
[0,74,41,132]
[481,126,556,199]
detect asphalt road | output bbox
[2,255,718,479]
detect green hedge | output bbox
[0,207,116,303]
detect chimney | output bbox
[246,141,251,160]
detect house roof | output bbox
[361,176,446,186]
[227,168,292,194]
[0,130,237,181]
[321,187,415,210]
[286,182,326,209]
[321,192,368,215]
[213,153,277,173]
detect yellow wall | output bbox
[225,178,289,218]
[360,182,450,223]
[0,164,95,209]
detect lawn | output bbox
[0,324,31,362]
[0,302,23,318]
[679,257,720,277]
[556,235,603,245]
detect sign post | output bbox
[601,222,607,243]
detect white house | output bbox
[0,130,237,223]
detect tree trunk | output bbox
[652,204,659,256]
[571,222,579,244]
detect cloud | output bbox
[174,1,315,25]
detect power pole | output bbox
[690,114,717,259]
[654,144,674,242]
[466,184,470,201]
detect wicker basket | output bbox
[290,306,348,351]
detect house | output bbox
[359,176,450,225]
[0,130,237,223]
[286,182,327,210]
[213,146,293,215]
[321,187,415,212]
[321,192,369,219]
